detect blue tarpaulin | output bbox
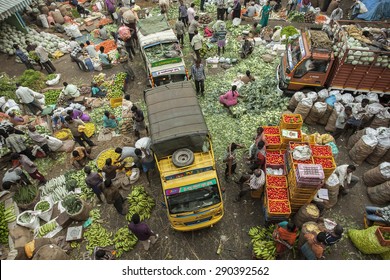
[357,0,390,21]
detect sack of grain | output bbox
[367,181,390,205]
[363,163,390,187]
[371,109,390,129]
[317,89,329,102]
[288,91,305,111]
[317,104,333,125]
[294,98,313,121]
[305,102,327,125]
[293,203,320,229]
[366,144,389,165]
[325,102,343,132]
[51,10,65,24]
[347,128,367,149]
[349,135,378,164]
[323,173,340,208]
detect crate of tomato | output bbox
[280,114,303,129]
[313,157,336,175]
[267,199,291,217]
[266,187,288,200]
[266,153,285,165]
[262,126,280,135]
[264,134,281,149]
[266,175,287,188]
[310,145,333,157]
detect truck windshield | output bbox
[167,184,221,214]
[288,37,303,70]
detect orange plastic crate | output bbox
[264,134,281,149]
[267,187,288,200]
[266,175,287,188]
[266,154,285,165]
[267,199,292,216]
[313,157,336,172]
[262,126,280,135]
[310,145,333,157]
[280,114,303,129]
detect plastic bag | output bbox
[326,173,340,187]
[365,127,378,137]
[354,94,367,103]
[46,74,61,86]
[340,93,354,104]
[325,95,336,107]
[306,91,318,102]
[362,134,378,147]
[292,145,312,160]
[314,102,327,113]
[367,92,379,103]
[47,136,63,151]
[64,24,82,38]
[232,18,241,26]
[317,89,329,99]
[293,91,306,102]
[366,103,384,116]
[326,141,339,156]
[301,97,313,107]
[379,162,390,178]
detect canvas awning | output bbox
[0,0,33,21]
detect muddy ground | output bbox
[0,0,381,260]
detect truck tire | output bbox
[172,148,194,167]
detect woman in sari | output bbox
[260,1,272,28]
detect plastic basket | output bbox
[375,227,390,247]
[54,129,72,141]
[262,126,280,135]
[312,157,336,174]
[310,145,333,158]
[280,114,303,129]
[266,175,287,188]
[110,97,123,108]
[267,199,291,217]
[264,134,281,149]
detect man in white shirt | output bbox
[61,82,80,102]
[333,164,359,195]
[187,3,196,24]
[332,106,352,139]
[2,167,31,191]
[346,98,369,131]
[15,83,42,115]
[234,169,265,201]
[191,29,203,61]
[85,41,98,58]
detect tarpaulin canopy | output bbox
[357,0,390,21]
[0,0,32,21]
[137,15,171,36]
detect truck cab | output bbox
[137,16,188,87]
[144,82,224,231]
[278,29,335,94]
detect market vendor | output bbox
[98,46,112,69]
[248,127,266,160]
[365,205,390,225]
[102,158,125,180]
[223,142,244,180]
[27,125,52,157]
[219,85,240,107]
[345,99,369,132]
[241,70,255,84]
[249,140,266,171]
[273,221,298,255]
[332,106,352,140]
[102,179,126,215]
[234,169,265,202]
[64,116,96,148]
[324,224,344,246]
[242,2,256,19]
[98,25,109,40]
[6,127,35,161]
[131,105,148,140]
[85,41,98,58]
[71,146,92,169]
[115,146,140,162]
[52,114,66,130]
[91,82,107,98]
[67,109,90,122]
[61,82,81,101]
[301,232,326,260]
[11,153,46,185]
[8,112,28,126]
[249,22,261,38]
[84,166,104,203]
[332,164,359,195]
[2,166,32,191]
[15,83,43,115]
[103,111,119,129]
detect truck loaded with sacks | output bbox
[278,20,390,96]
[144,82,224,231]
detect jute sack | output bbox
[367,181,390,205]
[324,109,337,132]
[323,173,340,208]
[381,148,390,162]
[293,203,320,229]
[349,135,378,164]
[366,144,389,165]
[288,91,305,111]
[298,222,322,248]
[370,115,390,129]
[294,100,312,121]
[347,129,367,149]
[305,102,327,125]
[363,166,388,187]
[317,105,333,125]
[32,244,69,260]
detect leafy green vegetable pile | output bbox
[44,89,61,105]
[0,203,9,244]
[281,26,299,42]
[0,72,16,100]
[89,104,123,132]
[17,70,46,91]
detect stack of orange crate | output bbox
[310,145,337,180]
[263,126,281,150]
[279,114,303,149]
[264,175,291,220]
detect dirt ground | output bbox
[0,0,382,260]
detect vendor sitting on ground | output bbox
[71,146,92,169]
[345,98,369,132]
[333,164,359,195]
[219,85,240,107]
[324,224,344,246]
[61,82,80,101]
[98,46,112,69]
[365,205,390,225]
[234,168,265,202]
[241,37,254,58]
[241,70,255,84]
[249,22,261,38]
[98,25,109,40]
[8,112,28,126]
[91,82,107,98]
[67,109,90,122]
[103,111,119,129]
[242,2,256,19]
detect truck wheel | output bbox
[172,148,194,167]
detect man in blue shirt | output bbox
[324,224,344,246]
[14,44,34,70]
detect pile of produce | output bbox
[92,73,106,84]
[89,104,123,132]
[84,209,113,254]
[36,220,58,238]
[17,211,35,224]
[310,30,332,49]
[280,26,299,42]
[0,203,9,244]
[248,225,277,260]
[288,11,304,23]
[0,23,69,56]
[106,72,127,98]
[35,201,50,212]
[304,11,315,23]
[65,167,95,200]
[199,14,213,24]
[17,70,46,91]
[0,72,16,100]
[126,186,156,221]
[44,89,61,105]
[349,226,390,255]
[83,123,96,138]
[41,175,69,203]
[13,186,38,205]
[62,195,82,214]
[95,40,117,53]
[3,205,16,223]
[96,149,120,169]
[113,227,138,258]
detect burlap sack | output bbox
[370,116,390,129]
[363,166,388,187]
[297,222,323,248]
[324,110,338,132]
[347,129,366,149]
[366,144,389,166]
[317,105,333,125]
[305,103,327,125]
[367,181,390,205]
[293,203,320,229]
[323,184,340,209]
[381,148,390,162]
[32,244,69,260]
[349,137,376,164]
[51,11,65,24]
[288,98,299,112]
[294,103,311,121]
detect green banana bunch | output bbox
[248,225,277,260]
[0,203,9,244]
[126,186,155,222]
[4,205,16,223]
[89,209,101,220]
[37,221,57,238]
[113,227,138,258]
[84,223,113,254]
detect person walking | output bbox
[15,83,42,115]
[223,142,244,181]
[128,213,159,251]
[102,179,126,215]
[118,24,136,61]
[191,30,203,61]
[178,0,189,27]
[14,44,34,70]
[217,0,227,20]
[84,166,104,203]
[64,116,96,147]
[11,153,46,184]
[131,105,148,140]
[188,16,200,43]
[187,3,196,24]
[35,45,56,74]
[190,59,206,96]
[260,1,272,27]
[175,17,185,46]
[232,0,242,20]
[332,106,352,140]
[6,127,35,160]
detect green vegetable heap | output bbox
[13,186,38,205]
[249,225,277,260]
[0,203,9,244]
[113,227,138,258]
[44,89,61,105]
[126,186,155,222]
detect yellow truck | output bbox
[144,82,224,231]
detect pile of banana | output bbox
[113,227,138,258]
[36,220,58,238]
[84,223,113,254]
[4,205,16,223]
[248,225,277,260]
[126,186,155,222]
